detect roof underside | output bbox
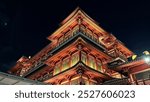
[0,71,45,85]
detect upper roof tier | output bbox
[47,7,133,58]
[47,7,106,40]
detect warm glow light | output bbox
[132,55,137,60]
[143,51,150,55]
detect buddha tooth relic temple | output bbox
[8,7,150,85]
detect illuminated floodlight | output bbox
[144,56,150,63]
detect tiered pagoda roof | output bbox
[9,7,135,85]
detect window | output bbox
[86,28,93,38]
[54,62,61,75]
[71,52,79,66]
[93,34,98,42]
[58,36,63,44]
[81,51,87,64]
[88,55,96,69]
[97,61,102,72]
[62,58,70,71]
[64,30,71,40]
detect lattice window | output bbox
[88,55,96,69]
[54,62,61,75]
[71,52,79,66]
[97,60,102,72]
[81,51,87,64]
[58,36,64,44]
[62,58,70,71]
[93,34,98,42]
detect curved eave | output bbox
[117,59,145,69]
[109,58,150,73]
[47,7,107,41]
[117,40,134,58]
[46,35,112,62]
[61,7,99,26]
[24,32,112,77]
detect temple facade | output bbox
[9,7,150,85]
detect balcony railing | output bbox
[37,72,53,82]
[102,78,129,85]
[52,26,106,53]
[130,78,150,85]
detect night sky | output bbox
[0,0,150,72]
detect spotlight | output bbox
[144,56,150,63]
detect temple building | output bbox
[9,7,150,85]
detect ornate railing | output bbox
[102,78,129,85]
[37,72,53,81]
[131,78,150,85]
[52,26,106,52]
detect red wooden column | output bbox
[129,74,135,84]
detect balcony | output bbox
[102,78,129,85]
[131,78,150,85]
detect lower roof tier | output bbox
[27,61,123,85]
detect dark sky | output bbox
[0,0,150,72]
